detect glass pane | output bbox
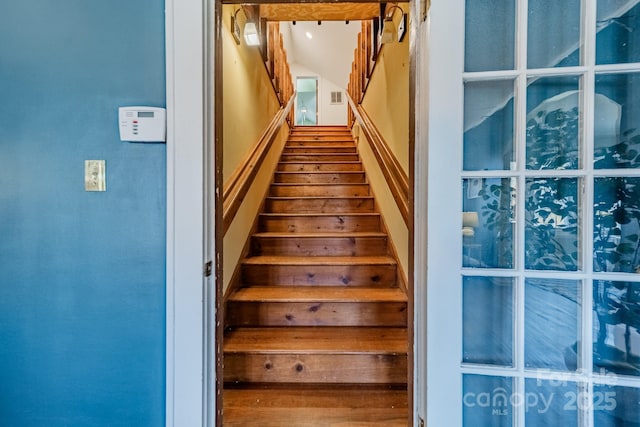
[295,78,317,126]
[525,178,581,271]
[593,177,640,272]
[464,80,515,171]
[463,276,514,366]
[525,379,579,426]
[465,0,515,72]
[463,374,514,425]
[596,1,640,65]
[526,76,581,170]
[463,178,515,269]
[525,279,582,371]
[594,384,640,426]
[594,73,640,169]
[593,280,640,377]
[528,0,581,68]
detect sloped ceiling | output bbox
[281,20,361,88]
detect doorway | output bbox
[209,0,422,425]
[213,0,419,425]
[295,77,318,125]
[165,0,427,424]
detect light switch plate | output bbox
[85,160,106,191]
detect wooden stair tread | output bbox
[278,161,361,164]
[260,212,379,218]
[265,195,374,200]
[275,171,362,174]
[284,143,357,146]
[284,145,355,148]
[224,327,408,353]
[291,127,350,131]
[242,255,396,266]
[253,231,386,238]
[280,154,358,159]
[222,409,407,426]
[285,142,355,144]
[288,131,352,133]
[230,286,407,302]
[271,182,368,186]
[288,138,353,140]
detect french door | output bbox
[426,0,640,425]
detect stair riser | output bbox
[223,408,408,427]
[273,172,366,184]
[264,198,375,213]
[227,301,407,327]
[224,354,407,384]
[286,139,355,145]
[289,130,351,135]
[286,141,355,147]
[241,264,397,287]
[251,236,387,256]
[259,215,380,233]
[288,135,353,140]
[270,184,370,197]
[278,162,362,172]
[283,147,357,155]
[280,154,360,162]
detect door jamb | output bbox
[165,0,207,425]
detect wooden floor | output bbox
[223,126,409,425]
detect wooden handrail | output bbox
[347,93,409,226]
[222,94,295,234]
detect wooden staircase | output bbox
[223,126,409,426]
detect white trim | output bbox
[424,0,465,425]
[412,0,428,424]
[165,0,206,426]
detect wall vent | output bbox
[330,91,343,105]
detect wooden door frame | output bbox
[165,0,428,425]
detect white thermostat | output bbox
[119,106,166,142]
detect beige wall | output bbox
[355,6,410,281]
[223,125,289,292]
[222,4,290,292]
[355,124,409,282]
[360,4,410,174]
[222,4,282,182]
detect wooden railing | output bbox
[223,21,294,234]
[346,17,409,226]
[266,22,294,125]
[347,20,374,126]
[347,93,409,226]
[223,95,295,234]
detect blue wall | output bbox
[0,1,166,425]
